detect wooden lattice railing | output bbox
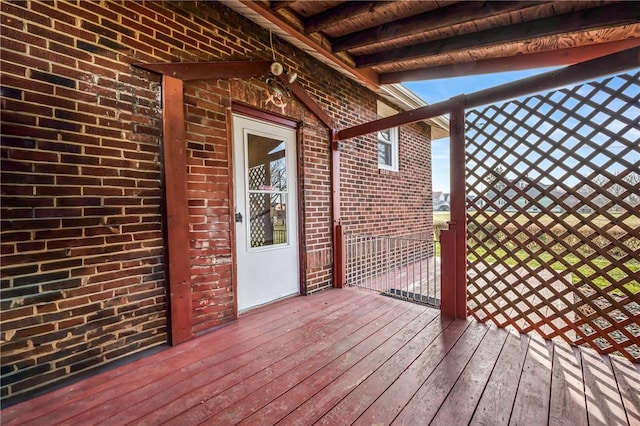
[465,71,639,361]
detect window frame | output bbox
[377,101,399,172]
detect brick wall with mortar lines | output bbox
[0,0,433,400]
[183,79,235,333]
[0,0,170,401]
[340,113,433,239]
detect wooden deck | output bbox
[2,287,638,425]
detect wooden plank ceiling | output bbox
[222,1,640,89]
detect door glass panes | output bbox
[247,134,288,248]
[248,138,287,191]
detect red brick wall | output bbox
[0,0,432,401]
[183,79,235,333]
[0,0,168,401]
[341,119,433,238]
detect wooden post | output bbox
[162,76,192,344]
[449,95,468,319]
[331,129,344,288]
[439,227,456,317]
[334,223,346,288]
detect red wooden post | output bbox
[162,76,193,344]
[331,130,345,288]
[449,95,468,319]
[334,223,346,288]
[439,227,456,317]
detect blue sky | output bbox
[404,68,559,193]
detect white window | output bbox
[377,101,399,171]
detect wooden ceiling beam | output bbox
[237,0,380,90]
[379,38,640,83]
[133,61,272,81]
[270,1,295,12]
[304,1,392,34]
[333,1,541,53]
[337,47,640,141]
[355,2,640,68]
[277,75,336,129]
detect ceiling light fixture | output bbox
[270,61,284,76]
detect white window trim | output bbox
[377,101,399,172]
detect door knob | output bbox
[235,212,243,223]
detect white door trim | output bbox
[232,114,300,312]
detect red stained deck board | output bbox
[163,298,421,425]
[7,289,349,425]
[610,356,640,426]
[391,321,490,425]
[509,334,554,426]
[548,343,588,426]
[354,318,472,425]
[127,292,398,425]
[3,287,638,426]
[317,315,455,426]
[2,289,340,425]
[70,288,376,424]
[429,326,510,425]
[470,330,530,425]
[277,308,443,425]
[212,303,429,425]
[91,289,383,425]
[582,347,629,426]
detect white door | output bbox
[233,115,299,312]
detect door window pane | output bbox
[247,133,288,248]
[248,193,287,247]
[248,135,287,191]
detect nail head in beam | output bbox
[270,1,295,11]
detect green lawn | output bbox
[433,211,450,221]
[468,243,640,295]
[434,211,639,227]
[434,211,640,295]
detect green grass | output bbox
[434,211,639,227]
[434,211,640,295]
[472,211,638,227]
[467,243,639,295]
[433,211,450,221]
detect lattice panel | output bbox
[465,71,640,361]
[249,166,267,247]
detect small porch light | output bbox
[270,61,284,76]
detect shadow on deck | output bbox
[2,287,638,425]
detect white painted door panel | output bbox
[233,115,299,311]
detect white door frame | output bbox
[232,113,300,312]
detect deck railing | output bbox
[345,234,440,307]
